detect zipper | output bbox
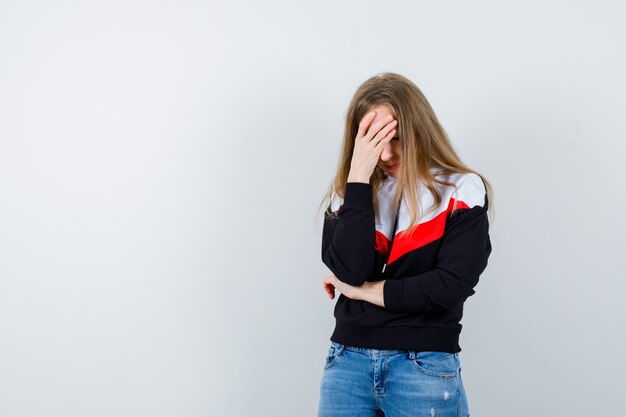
[381,190,402,273]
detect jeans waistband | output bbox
[332,341,407,355]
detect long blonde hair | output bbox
[315,72,495,235]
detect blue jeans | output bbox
[318,341,470,417]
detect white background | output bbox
[1,0,625,416]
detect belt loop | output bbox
[330,341,345,355]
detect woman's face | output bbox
[370,104,402,178]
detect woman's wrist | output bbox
[358,280,386,308]
[347,174,370,183]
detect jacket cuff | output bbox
[384,278,428,312]
[344,182,373,208]
[383,279,405,312]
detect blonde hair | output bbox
[315,72,495,235]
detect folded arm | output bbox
[321,182,384,287]
[382,204,492,313]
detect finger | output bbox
[356,111,377,140]
[366,115,396,143]
[374,128,396,151]
[371,119,397,146]
[324,284,335,299]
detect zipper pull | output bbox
[382,263,387,273]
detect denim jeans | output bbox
[318,341,470,417]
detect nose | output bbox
[379,142,394,161]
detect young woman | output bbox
[316,72,494,417]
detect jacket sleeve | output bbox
[382,203,492,313]
[321,182,385,287]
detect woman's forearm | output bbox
[358,280,386,308]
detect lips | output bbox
[386,163,400,170]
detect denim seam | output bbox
[409,356,458,380]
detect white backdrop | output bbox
[1,1,625,416]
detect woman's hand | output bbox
[348,111,398,183]
[323,274,386,308]
[323,273,360,300]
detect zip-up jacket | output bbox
[321,167,492,352]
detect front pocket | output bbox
[409,351,458,380]
[323,342,344,370]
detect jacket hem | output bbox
[330,321,461,353]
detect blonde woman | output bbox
[317,72,493,417]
